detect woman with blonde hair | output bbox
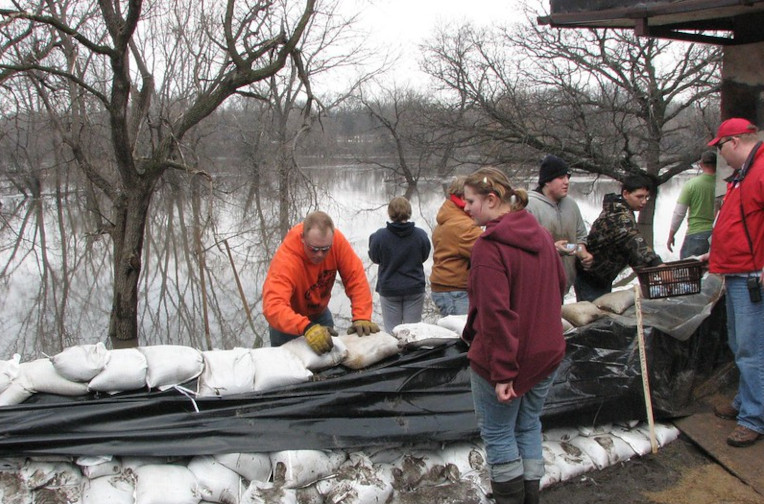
[461,167,566,504]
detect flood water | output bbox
[0,165,691,359]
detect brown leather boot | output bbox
[491,476,525,504]
[523,479,540,504]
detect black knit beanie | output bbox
[538,155,570,187]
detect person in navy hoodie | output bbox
[462,167,566,504]
[369,197,432,333]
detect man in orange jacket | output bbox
[263,211,379,354]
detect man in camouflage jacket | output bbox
[575,175,663,301]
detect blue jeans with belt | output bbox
[470,369,556,482]
[724,275,764,434]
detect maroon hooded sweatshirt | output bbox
[462,209,567,396]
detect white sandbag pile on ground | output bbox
[0,420,679,504]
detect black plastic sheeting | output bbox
[0,298,730,458]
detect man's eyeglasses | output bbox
[306,244,331,253]
[716,137,733,151]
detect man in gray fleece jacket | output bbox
[526,155,593,295]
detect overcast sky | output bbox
[344,0,527,88]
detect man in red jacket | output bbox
[263,211,378,354]
[705,118,764,448]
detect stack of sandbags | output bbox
[391,323,459,346]
[0,421,679,504]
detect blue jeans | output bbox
[470,369,556,482]
[379,292,426,333]
[269,308,335,347]
[431,290,469,316]
[724,275,764,434]
[680,231,711,259]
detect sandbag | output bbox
[197,348,256,398]
[594,289,635,314]
[76,455,121,479]
[542,441,595,483]
[281,337,348,372]
[187,456,243,504]
[0,378,34,406]
[251,347,313,392]
[242,481,298,504]
[81,474,135,504]
[392,323,458,346]
[214,453,272,483]
[88,348,147,394]
[561,301,604,327]
[19,358,89,396]
[270,449,346,489]
[134,464,200,504]
[388,449,447,490]
[438,441,486,479]
[0,353,21,394]
[316,452,394,504]
[338,332,400,370]
[436,315,467,335]
[51,343,109,382]
[138,345,204,390]
[20,460,82,490]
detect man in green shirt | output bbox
[667,151,717,258]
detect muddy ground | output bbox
[542,432,762,504]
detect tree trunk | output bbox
[108,182,154,348]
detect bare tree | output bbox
[422,5,721,242]
[0,0,316,347]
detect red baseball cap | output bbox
[707,118,758,146]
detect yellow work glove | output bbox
[347,319,380,336]
[304,324,334,355]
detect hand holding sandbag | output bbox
[347,320,380,336]
[304,324,334,354]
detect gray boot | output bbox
[523,479,540,504]
[491,475,525,504]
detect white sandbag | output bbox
[134,464,200,504]
[542,441,595,483]
[88,348,148,394]
[635,422,680,448]
[214,453,272,483]
[0,467,33,503]
[389,449,447,489]
[436,315,467,335]
[561,318,575,334]
[21,460,83,489]
[280,337,348,372]
[188,456,243,504]
[567,435,614,470]
[242,481,298,504]
[438,441,487,478]
[0,353,21,393]
[391,323,458,345]
[539,460,561,489]
[339,332,400,370]
[594,289,635,314]
[77,455,121,479]
[561,301,604,327]
[251,347,313,392]
[610,424,653,456]
[316,452,394,504]
[0,379,34,406]
[19,359,89,396]
[51,343,109,382]
[197,348,256,398]
[138,345,204,390]
[543,427,580,443]
[121,456,168,472]
[270,449,346,489]
[81,474,135,504]
[577,423,613,437]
